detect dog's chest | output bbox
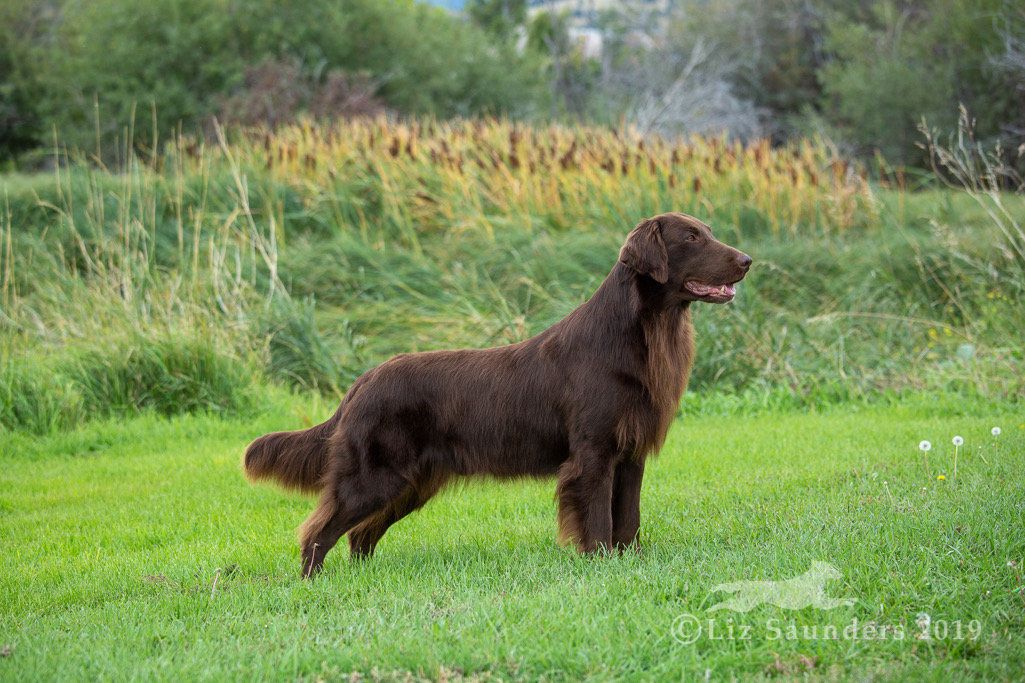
[616,311,694,456]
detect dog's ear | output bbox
[619,218,668,283]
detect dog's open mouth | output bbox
[684,280,738,303]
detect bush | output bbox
[819,0,1021,166]
[254,296,359,396]
[16,0,547,157]
[217,59,385,130]
[0,358,85,434]
[0,0,45,161]
[0,336,256,434]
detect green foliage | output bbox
[255,295,365,396]
[4,0,548,158]
[0,357,85,434]
[467,0,527,38]
[0,336,255,434]
[62,335,255,419]
[37,0,243,156]
[526,10,602,118]
[820,0,1022,165]
[0,0,45,161]
[671,0,832,126]
[3,0,1024,167]
[331,0,546,117]
[667,0,1024,166]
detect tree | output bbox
[819,0,1022,165]
[0,0,49,160]
[17,0,548,159]
[467,0,527,38]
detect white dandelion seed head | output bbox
[992,427,1001,436]
[919,440,932,452]
[953,435,964,446]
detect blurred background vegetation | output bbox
[1,0,1024,434]
[2,0,1023,169]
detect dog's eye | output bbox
[685,233,699,242]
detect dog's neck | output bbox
[590,261,693,336]
[572,261,695,391]
[631,277,695,423]
[575,262,695,455]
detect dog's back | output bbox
[337,342,572,478]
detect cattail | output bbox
[693,176,701,193]
[559,141,576,170]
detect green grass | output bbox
[2,397,1023,680]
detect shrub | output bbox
[0,336,256,434]
[217,59,385,130]
[21,0,547,157]
[0,358,85,434]
[254,296,365,396]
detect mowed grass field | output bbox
[2,396,1023,680]
[2,118,1024,679]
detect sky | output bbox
[423,0,465,9]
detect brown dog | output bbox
[244,212,751,576]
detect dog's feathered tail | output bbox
[243,417,337,494]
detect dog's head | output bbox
[619,212,751,304]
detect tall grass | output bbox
[1,116,1022,433]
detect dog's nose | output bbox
[736,253,752,270]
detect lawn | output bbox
[2,397,1022,680]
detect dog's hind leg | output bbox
[611,457,645,550]
[347,473,448,558]
[299,465,408,578]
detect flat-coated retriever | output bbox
[245,212,751,576]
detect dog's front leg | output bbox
[556,444,616,553]
[611,457,644,551]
